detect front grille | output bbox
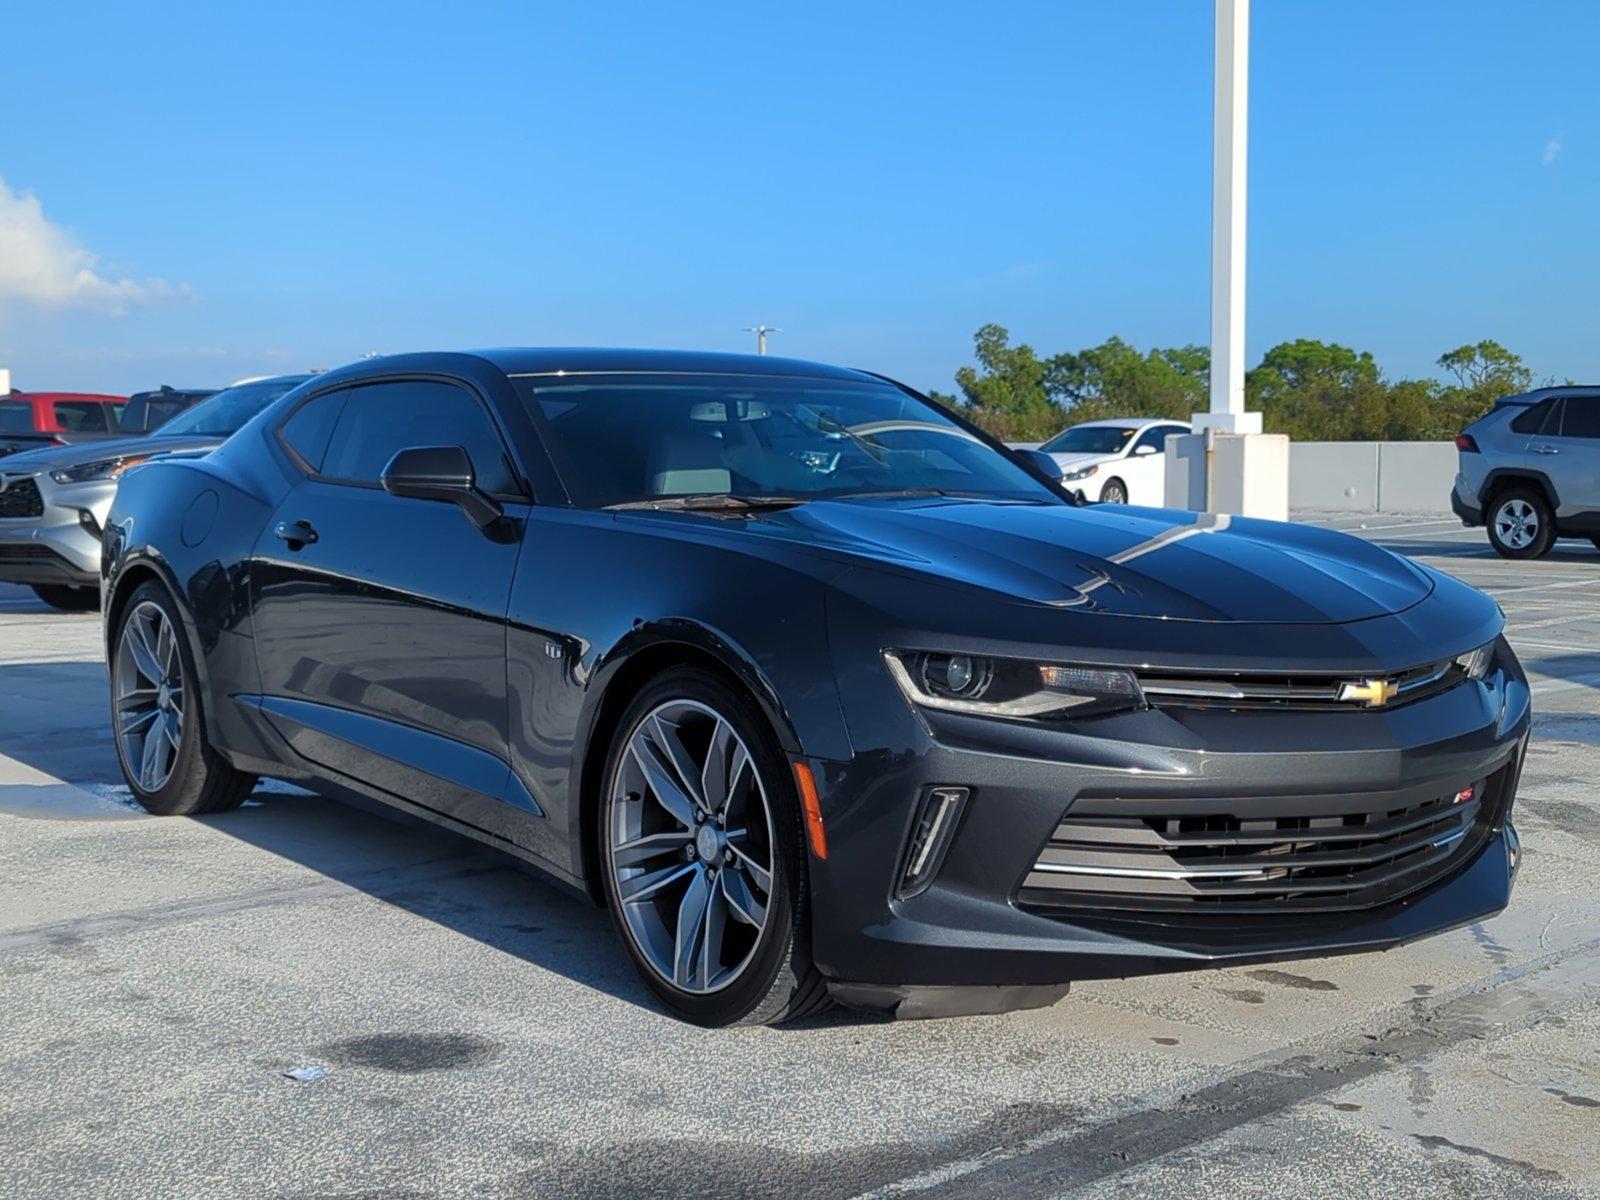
[0,476,43,519]
[1018,766,1510,915]
[1136,658,1462,712]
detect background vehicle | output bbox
[1031,417,1190,505]
[104,349,1522,1028]
[117,386,218,435]
[1452,385,1600,559]
[0,391,127,459]
[0,375,310,610]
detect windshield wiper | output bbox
[605,494,810,513]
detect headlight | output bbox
[1453,641,1496,680]
[50,456,147,485]
[884,650,1145,719]
[1061,464,1099,482]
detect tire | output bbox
[32,584,99,612]
[1486,487,1555,560]
[597,667,829,1026]
[1099,478,1128,505]
[110,581,256,816]
[1590,537,1600,553]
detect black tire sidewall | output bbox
[1487,489,1554,559]
[597,667,807,1026]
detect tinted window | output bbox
[0,401,35,433]
[1134,426,1182,453]
[121,395,194,434]
[521,373,1048,508]
[1510,400,1557,435]
[1561,397,1600,439]
[280,389,349,472]
[1039,426,1136,455]
[161,379,305,438]
[320,380,519,494]
[54,401,112,432]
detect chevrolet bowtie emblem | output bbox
[1338,677,1399,707]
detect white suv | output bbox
[1453,386,1600,558]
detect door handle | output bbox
[274,519,319,549]
[1534,445,1560,455]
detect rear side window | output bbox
[53,401,113,432]
[279,389,349,472]
[1561,397,1600,439]
[1509,400,1557,434]
[0,401,35,433]
[319,380,520,495]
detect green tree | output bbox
[951,324,1063,440]
[1246,340,1386,440]
[1048,337,1208,422]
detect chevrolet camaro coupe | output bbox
[102,349,1527,1026]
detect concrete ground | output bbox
[1,512,1597,1199]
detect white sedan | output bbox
[1031,418,1192,506]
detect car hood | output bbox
[0,432,225,473]
[727,498,1434,624]
[1045,451,1116,471]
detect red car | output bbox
[0,391,127,458]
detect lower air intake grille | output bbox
[0,476,43,519]
[1018,766,1510,915]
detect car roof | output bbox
[1494,385,1600,407]
[1064,417,1189,429]
[3,391,126,403]
[449,347,877,382]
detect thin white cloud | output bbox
[1542,135,1563,167]
[0,174,191,315]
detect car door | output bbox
[1533,395,1600,521]
[249,377,531,830]
[1125,425,1174,505]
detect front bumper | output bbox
[807,640,1528,996]
[0,473,114,586]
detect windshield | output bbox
[0,401,36,434]
[1039,425,1136,455]
[158,379,302,438]
[520,373,1053,509]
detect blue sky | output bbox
[2,1,1595,395]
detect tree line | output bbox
[927,324,1544,442]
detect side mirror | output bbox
[1134,444,1158,456]
[1014,448,1062,480]
[381,445,504,531]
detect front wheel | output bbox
[1487,488,1554,559]
[598,668,828,1026]
[111,581,256,815]
[1099,478,1128,505]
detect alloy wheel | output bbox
[1494,498,1538,550]
[1101,481,1128,505]
[114,600,186,792]
[607,699,777,994]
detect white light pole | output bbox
[1199,0,1260,435]
[744,325,780,355]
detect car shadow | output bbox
[0,659,878,1029]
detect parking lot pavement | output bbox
[1,513,1598,1200]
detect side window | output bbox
[1560,397,1600,440]
[279,389,350,473]
[1510,399,1557,435]
[319,380,520,495]
[53,401,111,432]
[1134,426,1178,453]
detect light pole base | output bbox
[1165,426,1288,520]
[1190,409,1262,435]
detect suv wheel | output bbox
[598,668,828,1026]
[1487,488,1555,559]
[111,581,256,815]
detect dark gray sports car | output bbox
[102,349,1526,1025]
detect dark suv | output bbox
[1453,386,1600,558]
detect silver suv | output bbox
[1453,386,1600,558]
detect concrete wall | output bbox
[1288,440,1456,513]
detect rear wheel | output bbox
[1099,478,1129,505]
[598,668,828,1026]
[32,584,99,611]
[111,581,256,815]
[1487,488,1554,559]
